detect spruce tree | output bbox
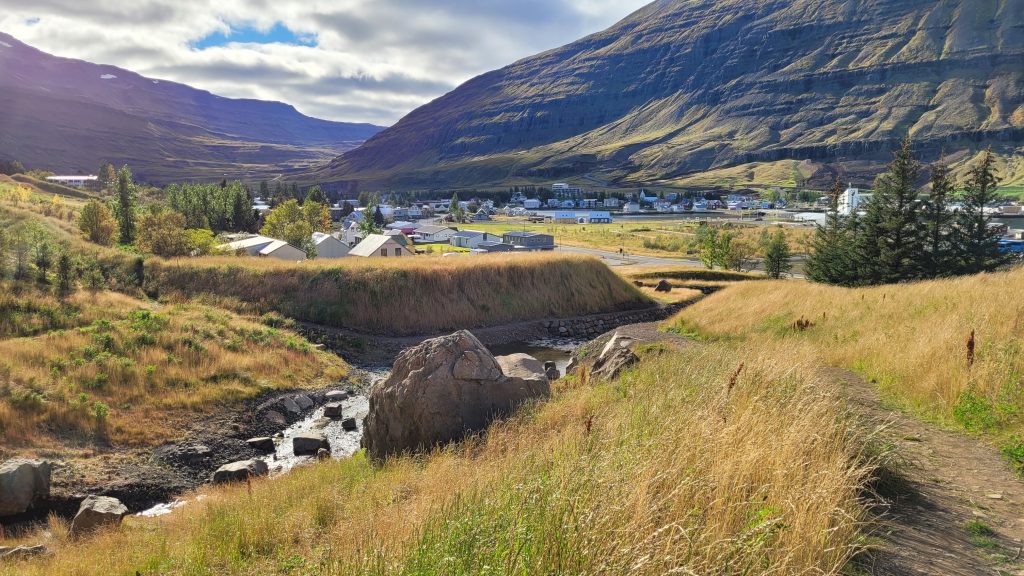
[806,179,856,285]
[56,252,74,298]
[116,165,136,245]
[763,230,792,279]
[922,159,955,277]
[955,150,1009,274]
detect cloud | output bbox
[0,0,650,125]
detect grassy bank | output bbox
[145,253,651,335]
[0,286,347,455]
[2,341,867,575]
[666,267,1024,454]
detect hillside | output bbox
[0,32,383,184]
[308,0,1024,190]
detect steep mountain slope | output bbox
[309,0,1024,190]
[0,32,383,184]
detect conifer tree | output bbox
[56,252,74,298]
[955,150,1009,274]
[806,179,856,285]
[922,159,955,277]
[763,230,791,279]
[116,165,136,245]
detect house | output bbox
[581,199,599,209]
[839,186,870,216]
[523,199,542,210]
[413,225,457,243]
[474,241,517,253]
[502,231,555,251]
[583,211,613,224]
[471,212,492,222]
[560,199,576,209]
[546,198,562,208]
[387,221,419,235]
[342,211,364,230]
[46,175,98,189]
[341,221,363,246]
[407,205,424,218]
[219,235,306,261]
[311,232,350,259]
[450,230,502,249]
[384,229,412,246]
[623,202,641,213]
[349,234,415,258]
[391,207,410,219]
[603,197,621,209]
[551,211,577,224]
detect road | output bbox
[556,244,807,278]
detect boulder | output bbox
[494,354,548,387]
[592,347,639,381]
[544,361,561,381]
[341,417,358,431]
[599,333,637,359]
[323,402,344,418]
[0,459,51,517]
[294,394,314,410]
[325,390,348,402]
[279,397,301,415]
[655,279,673,293]
[316,448,331,460]
[247,437,275,452]
[69,496,128,538]
[263,410,286,426]
[0,545,46,560]
[212,459,269,484]
[362,330,551,461]
[293,432,329,455]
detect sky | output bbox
[0,0,651,126]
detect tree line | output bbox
[807,140,1010,286]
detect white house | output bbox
[603,198,621,209]
[523,199,542,210]
[583,211,613,224]
[46,175,98,189]
[349,234,415,258]
[413,225,457,243]
[623,202,641,213]
[312,232,350,259]
[546,198,562,208]
[561,199,576,209]
[219,235,306,261]
[450,230,502,249]
[839,186,870,216]
[551,211,577,224]
[408,205,424,218]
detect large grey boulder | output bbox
[212,459,269,484]
[592,333,639,381]
[362,330,551,461]
[0,459,51,517]
[293,432,329,455]
[323,402,344,418]
[494,354,547,387]
[69,495,128,538]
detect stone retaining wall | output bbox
[541,304,684,339]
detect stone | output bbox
[544,361,561,381]
[247,437,275,452]
[0,459,51,517]
[279,397,301,415]
[361,330,551,461]
[494,354,547,386]
[633,280,644,287]
[325,390,348,402]
[294,395,314,410]
[591,346,639,381]
[324,402,344,418]
[69,495,128,538]
[342,417,358,431]
[316,448,331,460]
[264,410,286,426]
[599,333,637,359]
[293,432,329,455]
[655,279,672,293]
[0,545,46,560]
[212,459,269,484]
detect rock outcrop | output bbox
[69,496,128,538]
[0,459,51,517]
[293,433,329,455]
[362,331,551,461]
[591,333,640,381]
[212,459,269,484]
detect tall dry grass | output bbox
[2,342,867,575]
[145,253,651,335]
[0,288,347,454]
[667,267,1024,439]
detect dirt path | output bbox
[829,368,1024,575]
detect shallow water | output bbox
[266,394,370,474]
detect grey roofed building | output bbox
[501,231,555,250]
[475,241,516,253]
[349,234,416,258]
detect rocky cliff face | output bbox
[310,0,1024,189]
[0,32,383,184]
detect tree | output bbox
[259,180,270,200]
[0,230,7,279]
[56,252,74,297]
[922,159,956,277]
[230,186,256,232]
[0,160,25,175]
[373,206,385,227]
[261,199,331,254]
[97,163,116,191]
[697,227,719,269]
[955,150,1009,275]
[78,200,119,246]
[806,179,857,285]
[450,193,463,222]
[763,230,792,279]
[339,201,354,218]
[185,228,218,256]
[304,185,329,205]
[137,210,190,257]
[12,228,31,280]
[115,165,137,245]
[34,237,53,283]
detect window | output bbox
[380,248,387,257]
[394,248,402,256]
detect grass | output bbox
[1,340,868,575]
[145,253,652,335]
[664,266,1024,445]
[0,284,347,454]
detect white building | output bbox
[46,175,98,189]
[838,186,870,216]
[623,202,641,213]
[413,225,457,243]
[603,198,621,209]
[311,232,350,259]
[551,211,577,224]
[349,234,415,258]
[219,235,307,261]
[582,211,613,224]
[523,199,542,210]
[450,230,502,249]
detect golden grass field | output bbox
[1,341,867,575]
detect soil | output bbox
[831,368,1024,575]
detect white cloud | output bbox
[0,0,650,125]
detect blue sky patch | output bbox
[192,22,316,50]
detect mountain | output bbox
[308,0,1024,191]
[0,32,383,185]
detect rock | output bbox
[633,280,645,287]
[324,402,344,418]
[361,330,551,461]
[0,545,46,560]
[293,432,329,455]
[655,279,673,293]
[599,332,637,359]
[212,459,269,484]
[342,417,358,431]
[495,354,547,386]
[544,361,561,381]
[294,395,314,410]
[316,448,331,460]
[279,397,301,415]
[325,390,348,402]
[247,437,275,452]
[0,459,51,517]
[264,410,286,426]
[69,495,128,538]
[591,346,639,381]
